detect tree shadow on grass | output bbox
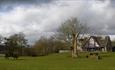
[4,57,26,61]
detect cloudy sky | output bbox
[0,0,115,44]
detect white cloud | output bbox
[0,0,115,44]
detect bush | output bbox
[5,51,19,59]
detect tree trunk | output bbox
[72,34,78,58]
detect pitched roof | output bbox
[81,36,111,48]
[83,36,100,48]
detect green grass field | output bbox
[0,52,115,70]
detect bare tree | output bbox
[58,17,88,58]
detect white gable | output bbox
[89,38,99,47]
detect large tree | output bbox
[5,33,27,58]
[58,17,88,57]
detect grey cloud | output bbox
[77,0,115,35]
[0,0,115,44]
[0,0,52,12]
[110,0,115,7]
[0,0,52,4]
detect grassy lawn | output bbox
[0,52,115,70]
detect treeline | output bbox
[0,33,69,58]
[25,36,69,56]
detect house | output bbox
[80,36,112,52]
